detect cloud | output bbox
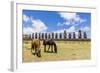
[23,15,48,34]
[23,27,35,34]
[57,22,64,26]
[81,26,90,31]
[31,19,47,32]
[58,12,86,26]
[23,14,30,22]
[59,12,76,20]
[64,21,71,25]
[66,26,76,32]
[53,26,76,33]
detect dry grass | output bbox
[22,40,91,63]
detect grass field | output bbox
[23,40,91,63]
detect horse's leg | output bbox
[31,47,33,54]
[51,45,53,52]
[44,45,46,52]
[36,48,38,57]
[34,46,37,55]
[31,46,35,55]
[54,44,57,53]
[48,45,50,52]
[31,44,33,54]
[37,49,41,57]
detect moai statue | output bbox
[48,33,51,39]
[39,33,41,39]
[32,33,34,39]
[60,33,62,39]
[64,30,67,39]
[73,32,76,39]
[45,33,47,39]
[35,33,37,39]
[52,32,54,39]
[55,33,58,40]
[29,34,31,40]
[83,32,87,39]
[78,30,82,39]
[42,33,44,39]
[68,33,71,39]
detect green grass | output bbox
[22,40,91,62]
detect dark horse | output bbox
[43,39,57,53]
[31,39,41,57]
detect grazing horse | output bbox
[31,39,41,57]
[43,39,57,53]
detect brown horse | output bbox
[31,39,41,57]
[43,39,57,53]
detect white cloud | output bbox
[31,19,47,32]
[57,22,64,26]
[23,17,48,34]
[83,26,90,31]
[66,26,76,32]
[23,14,30,22]
[59,12,76,20]
[23,27,35,34]
[53,29,65,33]
[53,26,76,33]
[64,21,70,25]
[80,26,90,32]
[58,12,86,25]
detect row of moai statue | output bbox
[30,30,87,40]
[23,30,87,40]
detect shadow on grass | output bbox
[44,51,57,54]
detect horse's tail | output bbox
[54,43,57,53]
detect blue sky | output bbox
[23,10,91,38]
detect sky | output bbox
[23,10,91,38]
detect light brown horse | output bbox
[31,39,41,57]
